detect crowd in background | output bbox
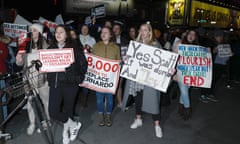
[1,15,240,143]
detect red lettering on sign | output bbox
[183,76,204,86]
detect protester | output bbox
[79,24,96,107]
[88,15,101,41]
[0,31,10,121]
[123,22,163,138]
[112,21,128,108]
[92,27,121,127]
[123,26,138,110]
[15,23,50,135]
[199,29,232,103]
[47,25,87,144]
[79,24,96,53]
[103,20,113,29]
[172,29,201,120]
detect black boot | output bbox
[183,107,192,120]
[178,103,184,116]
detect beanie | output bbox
[30,23,43,34]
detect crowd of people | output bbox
[1,15,240,144]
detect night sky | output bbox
[3,0,63,21]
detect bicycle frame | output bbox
[0,61,54,143]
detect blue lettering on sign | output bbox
[177,65,188,71]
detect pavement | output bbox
[1,78,240,144]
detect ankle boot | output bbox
[178,103,184,116]
[183,107,192,120]
[98,114,104,126]
[105,114,112,127]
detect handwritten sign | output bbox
[217,44,232,57]
[38,48,74,72]
[120,41,179,93]
[177,44,212,88]
[80,53,121,94]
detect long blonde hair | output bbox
[136,23,154,45]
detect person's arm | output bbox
[15,50,26,66]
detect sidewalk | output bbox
[3,79,240,144]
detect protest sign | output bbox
[80,53,121,94]
[3,23,28,47]
[39,17,57,33]
[177,44,212,88]
[120,41,179,93]
[90,4,106,18]
[38,48,74,72]
[217,44,232,57]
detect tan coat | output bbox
[92,41,121,60]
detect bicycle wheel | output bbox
[31,94,54,144]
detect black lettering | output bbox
[152,49,161,64]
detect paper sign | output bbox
[80,53,121,94]
[217,44,232,57]
[38,48,74,72]
[120,41,179,92]
[177,44,212,88]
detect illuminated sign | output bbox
[190,0,240,28]
[167,0,186,25]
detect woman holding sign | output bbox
[172,29,200,120]
[92,27,121,127]
[15,23,50,136]
[126,22,164,138]
[47,25,87,144]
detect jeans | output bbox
[177,81,190,108]
[96,92,113,114]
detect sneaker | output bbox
[63,122,70,144]
[62,129,70,144]
[199,95,209,103]
[117,103,122,108]
[206,94,219,102]
[225,84,232,89]
[26,124,35,135]
[130,118,142,129]
[36,128,41,133]
[69,122,82,141]
[155,125,163,138]
[63,137,70,144]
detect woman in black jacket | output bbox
[47,25,87,144]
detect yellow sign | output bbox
[167,0,186,25]
[190,0,240,28]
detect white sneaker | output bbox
[117,103,122,108]
[155,125,163,138]
[63,133,70,144]
[130,119,142,129]
[26,124,35,135]
[63,123,70,144]
[69,122,82,141]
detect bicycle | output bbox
[0,60,54,144]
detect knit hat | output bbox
[30,23,43,34]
